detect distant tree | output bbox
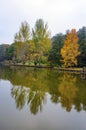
[48,33,65,66]
[6,44,14,60]
[78,26,86,66]
[61,29,80,67]
[66,29,70,35]
[32,19,51,65]
[0,44,9,61]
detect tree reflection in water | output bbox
[58,73,78,112]
[27,90,46,114]
[0,65,86,114]
[11,86,46,114]
[11,86,26,110]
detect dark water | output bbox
[0,65,86,130]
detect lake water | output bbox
[0,65,86,130]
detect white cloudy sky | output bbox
[0,0,86,44]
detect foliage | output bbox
[14,21,33,64]
[6,44,14,60]
[0,44,9,61]
[14,21,30,42]
[48,33,65,66]
[32,19,51,65]
[61,29,80,67]
[1,19,86,67]
[78,26,86,66]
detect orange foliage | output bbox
[61,29,80,67]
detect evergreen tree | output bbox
[48,33,65,66]
[78,26,86,66]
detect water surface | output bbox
[0,66,86,130]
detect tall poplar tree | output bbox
[61,29,80,67]
[32,19,51,65]
[14,21,32,63]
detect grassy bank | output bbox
[0,61,85,74]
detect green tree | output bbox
[6,43,14,60]
[78,26,86,66]
[32,19,51,65]
[48,33,65,66]
[61,29,80,67]
[0,44,9,61]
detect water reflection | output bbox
[0,65,86,114]
[11,86,46,114]
[58,74,78,112]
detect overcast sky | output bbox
[0,0,86,44]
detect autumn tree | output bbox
[14,21,33,64]
[61,29,80,67]
[32,19,51,65]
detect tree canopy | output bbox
[14,21,32,64]
[48,33,65,66]
[61,29,80,67]
[78,26,86,66]
[1,19,86,68]
[32,19,51,65]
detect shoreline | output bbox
[0,63,85,74]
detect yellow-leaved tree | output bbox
[61,29,80,67]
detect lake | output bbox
[0,65,86,130]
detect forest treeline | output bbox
[0,19,86,67]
